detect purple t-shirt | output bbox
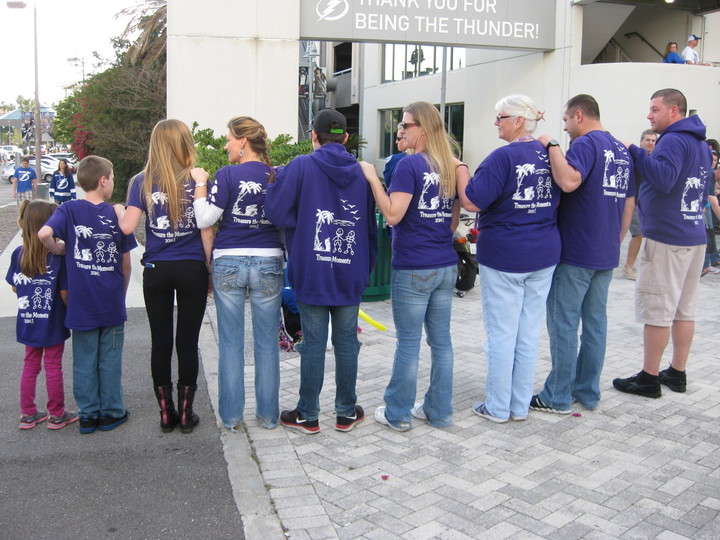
[44,199,137,330]
[388,153,457,270]
[126,173,205,262]
[466,140,561,273]
[559,131,633,270]
[208,162,282,250]
[6,247,70,347]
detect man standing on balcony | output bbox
[681,34,705,65]
[531,94,633,415]
[613,88,712,398]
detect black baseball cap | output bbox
[311,109,347,134]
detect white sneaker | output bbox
[374,406,411,431]
[410,402,427,420]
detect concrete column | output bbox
[167,0,299,138]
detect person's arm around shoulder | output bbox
[114,204,142,235]
[455,161,480,212]
[537,135,582,192]
[264,162,300,228]
[38,225,65,256]
[359,161,412,226]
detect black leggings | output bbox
[143,259,208,387]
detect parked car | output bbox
[1,162,15,183]
[47,152,78,172]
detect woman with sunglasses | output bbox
[457,95,560,423]
[361,101,461,431]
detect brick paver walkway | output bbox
[204,255,720,539]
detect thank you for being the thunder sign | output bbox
[300,0,556,50]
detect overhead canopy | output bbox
[573,0,720,15]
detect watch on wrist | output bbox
[545,139,560,150]
[195,182,207,188]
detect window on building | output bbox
[382,44,465,82]
[379,103,465,159]
[334,42,352,72]
[380,108,403,157]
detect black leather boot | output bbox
[177,384,200,434]
[153,385,179,433]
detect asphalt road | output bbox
[0,195,245,540]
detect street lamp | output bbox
[303,41,320,133]
[7,1,42,180]
[67,57,86,82]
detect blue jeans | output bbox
[295,302,361,421]
[480,264,555,420]
[72,324,126,419]
[214,256,283,429]
[384,265,456,429]
[539,264,613,410]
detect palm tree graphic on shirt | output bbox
[232,181,263,215]
[512,163,536,201]
[681,177,703,212]
[74,225,93,238]
[419,172,442,209]
[151,191,168,205]
[314,209,334,252]
[602,149,618,188]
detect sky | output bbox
[1,0,136,107]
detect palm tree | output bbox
[314,210,334,251]
[512,163,535,200]
[419,172,440,209]
[120,0,167,66]
[602,149,615,187]
[237,181,263,200]
[681,177,702,211]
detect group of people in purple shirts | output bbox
[12,87,712,436]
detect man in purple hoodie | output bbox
[614,89,712,398]
[265,109,378,434]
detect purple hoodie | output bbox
[265,143,378,306]
[632,115,712,246]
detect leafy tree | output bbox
[52,1,168,200]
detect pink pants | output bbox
[20,343,66,417]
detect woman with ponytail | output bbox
[192,116,284,431]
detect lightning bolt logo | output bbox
[316,0,349,22]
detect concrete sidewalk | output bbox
[219,247,720,539]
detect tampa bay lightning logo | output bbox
[316,0,349,21]
[57,178,69,190]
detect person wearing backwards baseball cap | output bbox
[265,108,378,435]
[681,34,705,65]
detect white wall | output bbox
[570,63,720,143]
[167,0,299,138]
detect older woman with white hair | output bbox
[457,95,560,423]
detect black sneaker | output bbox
[613,372,661,398]
[79,417,99,434]
[659,366,687,393]
[280,409,319,434]
[335,405,365,432]
[98,410,130,432]
[529,395,571,415]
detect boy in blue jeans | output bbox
[39,155,137,433]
